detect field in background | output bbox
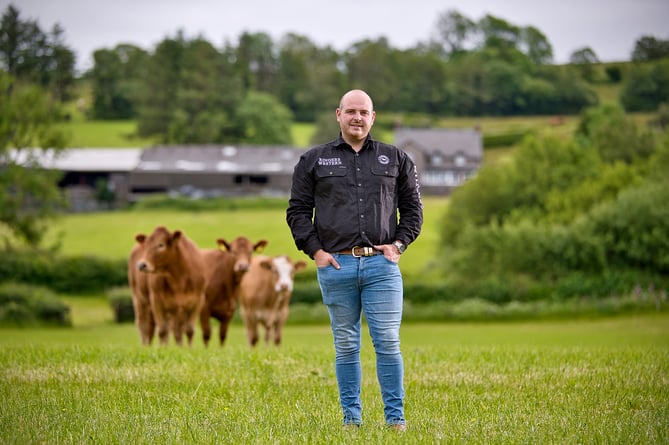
[44,196,449,281]
[1,314,667,443]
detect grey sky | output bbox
[5,0,669,73]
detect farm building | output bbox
[128,145,300,199]
[18,128,482,211]
[394,127,483,195]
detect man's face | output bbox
[336,92,375,143]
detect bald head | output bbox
[339,89,374,111]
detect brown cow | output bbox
[127,233,155,345]
[238,254,307,347]
[199,237,267,346]
[136,226,207,346]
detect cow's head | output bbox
[259,255,307,294]
[137,226,183,273]
[217,236,268,274]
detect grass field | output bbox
[1,309,667,444]
[42,196,450,282]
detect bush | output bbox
[483,131,529,148]
[107,287,134,323]
[0,249,127,293]
[0,282,71,326]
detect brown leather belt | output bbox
[338,246,382,257]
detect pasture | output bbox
[42,196,450,282]
[1,310,667,444]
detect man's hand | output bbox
[373,244,401,263]
[314,249,340,269]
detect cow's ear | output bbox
[260,259,273,270]
[254,240,268,252]
[171,230,183,243]
[295,260,307,272]
[217,239,231,251]
[135,234,146,243]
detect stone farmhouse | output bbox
[394,128,483,195]
[31,128,482,211]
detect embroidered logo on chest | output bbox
[378,155,390,165]
[318,157,342,166]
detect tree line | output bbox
[437,103,669,301]
[2,4,669,145]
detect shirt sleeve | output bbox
[395,152,424,247]
[286,153,323,258]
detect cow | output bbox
[199,236,268,347]
[238,254,307,347]
[136,226,207,346]
[127,233,155,345]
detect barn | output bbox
[128,145,301,200]
[19,127,483,211]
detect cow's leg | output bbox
[185,306,199,347]
[200,308,212,347]
[157,324,169,345]
[242,311,259,347]
[185,322,195,347]
[218,316,231,346]
[172,317,183,346]
[139,301,155,346]
[274,320,284,346]
[153,308,169,346]
[263,320,272,345]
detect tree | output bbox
[276,33,344,122]
[478,14,521,55]
[620,59,669,112]
[435,9,477,58]
[577,104,657,163]
[631,35,669,62]
[90,44,148,119]
[236,32,278,93]
[0,72,68,246]
[235,92,293,144]
[345,38,400,110]
[0,4,76,100]
[521,26,553,65]
[136,33,186,140]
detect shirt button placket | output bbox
[354,152,365,237]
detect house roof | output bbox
[394,128,483,159]
[136,145,302,174]
[10,148,144,172]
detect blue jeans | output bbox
[317,254,405,426]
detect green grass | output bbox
[1,309,667,444]
[56,120,159,148]
[43,197,449,281]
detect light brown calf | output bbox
[238,255,307,347]
[127,233,155,345]
[136,226,207,346]
[199,237,267,346]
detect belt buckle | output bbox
[352,246,374,257]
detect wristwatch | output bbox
[392,241,406,255]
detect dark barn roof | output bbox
[128,145,303,198]
[135,145,300,174]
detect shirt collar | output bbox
[334,132,375,151]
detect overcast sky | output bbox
[4,0,668,73]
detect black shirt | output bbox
[286,133,423,258]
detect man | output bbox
[286,89,423,431]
